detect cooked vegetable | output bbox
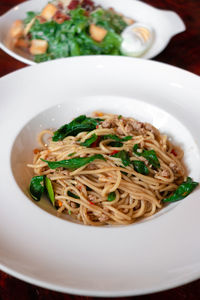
[45,176,55,206]
[52,115,102,141]
[107,191,116,201]
[132,160,149,175]
[29,176,44,201]
[163,177,198,203]
[67,191,80,199]
[30,175,55,205]
[108,141,123,147]
[41,154,106,170]
[103,134,132,142]
[68,152,77,156]
[80,134,98,147]
[112,150,130,166]
[133,144,160,169]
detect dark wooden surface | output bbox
[0,0,200,299]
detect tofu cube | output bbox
[41,3,58,21]
[29,39,48,55]
[10,20,24,38]
[89,24,107,42]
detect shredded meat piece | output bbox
[124,124,133,134]
[88,194,97,202]
[160,169,170,177]
[87,164,96,170]
[101,119,114,128]
[116,126,125,135]
[169,162,179,172]
[98,175,108,182]
[129,119,143,131]
[98,214,109,222]
[70,201,78,208]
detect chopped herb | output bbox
[118,115,122,119]
[67,191,80,199]
[108,141,123,147]
[29,176,44,201]
[68,152,76,157]
[80,134,98,147]
[107,191,116,201]
[133,144,160,169]
[112,150,130,166]
[68,210,72,215]
[132,160,149,175]
[103,134,132,142]
[41,154,106,170]
[163,177,198,203]
[52,115,103,141]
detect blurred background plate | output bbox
[0,0,185,64]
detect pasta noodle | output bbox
[28,112,186,226]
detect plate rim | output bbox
[0,56,200,296]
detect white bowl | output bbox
[0,0,186,64]
[0,56,200,296]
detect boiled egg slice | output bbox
[121,23,154,57]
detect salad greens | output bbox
[52,115,102,141]
[133,144,160,169]
[163,177,198,203]
[41,154,105,170]
[24,1,128,62]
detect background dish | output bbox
[0,0,185,64]
[0,56,200,296]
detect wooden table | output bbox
[0,1,200,299]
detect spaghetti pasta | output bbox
[28,112,189,226]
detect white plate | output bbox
[0,56,200,296]
[0,0,185,64]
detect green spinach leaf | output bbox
[41,154,106,170]
[132,160,149,175]
[133,144,160,169]
[163,177,198,203]
[103,134,132,142]
[67,191,80,199]
[80,134,98,147]
[107,191,116,201]
[52,115,103,141]
[29,176,44,201]
[112,150,130,166]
